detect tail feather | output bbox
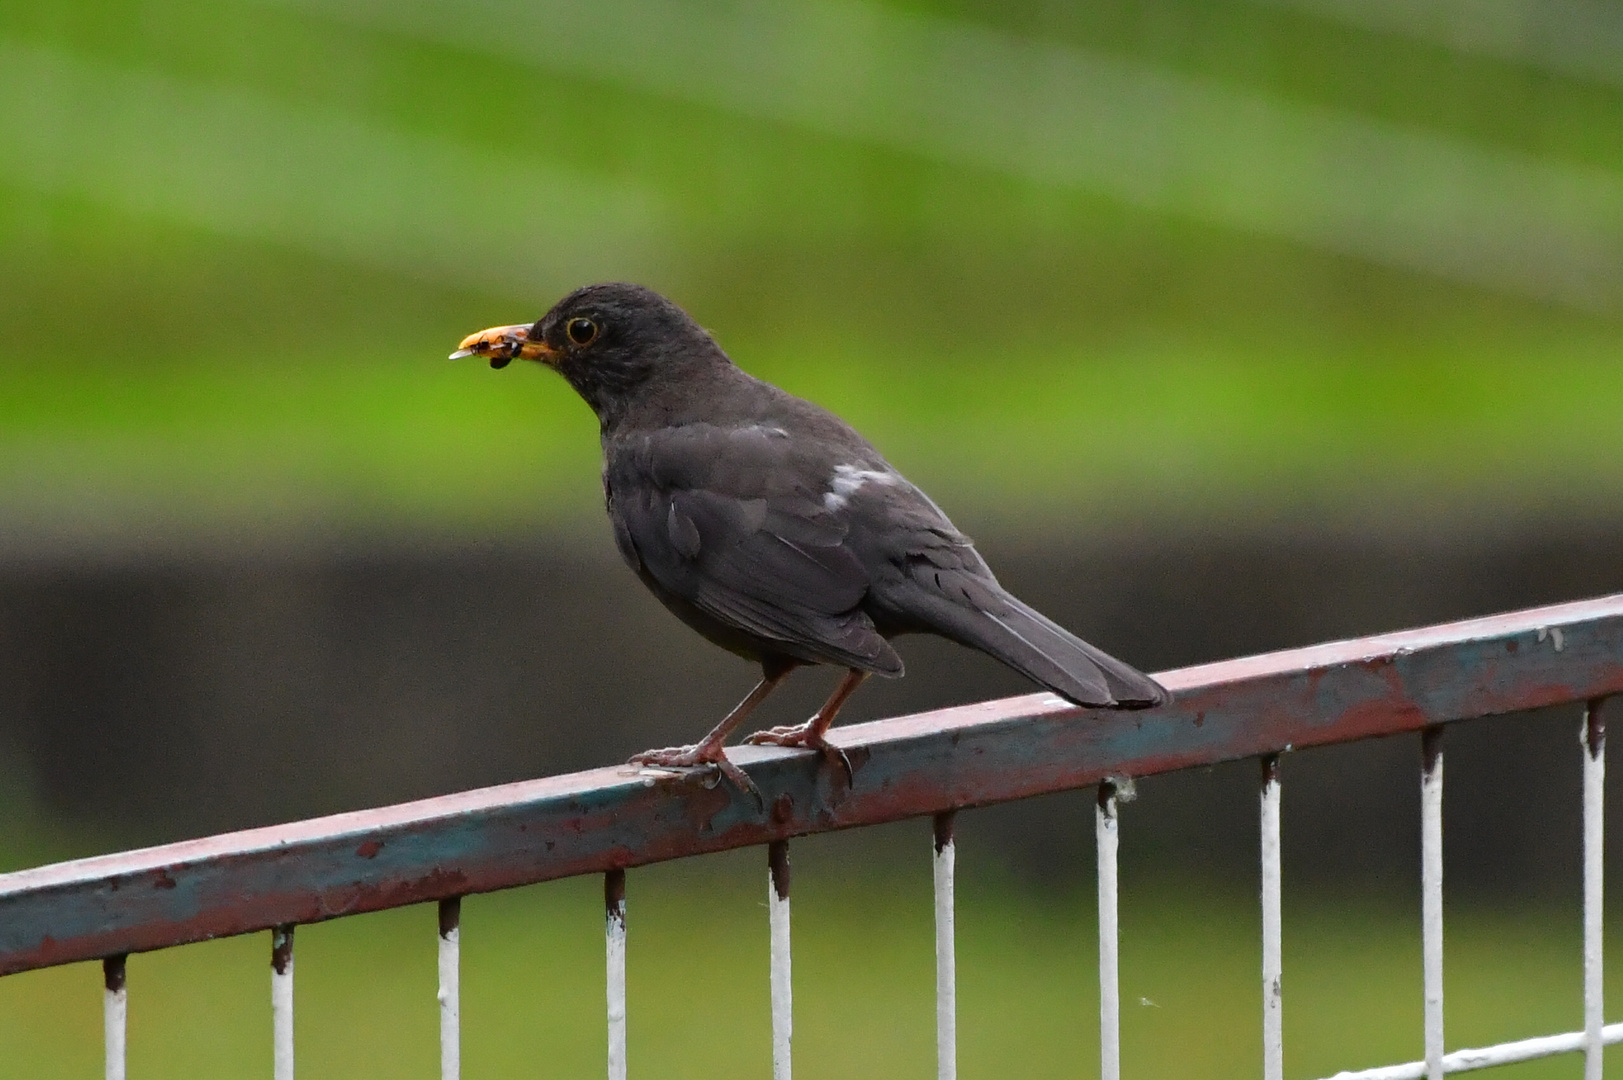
[937,592,1169,709]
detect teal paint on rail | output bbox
[1,594,1621,977]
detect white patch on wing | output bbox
[822,464,898,511]
[741,423,789,438]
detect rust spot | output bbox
[355,840,383,859]
[438,896,461,939]
[768,840,791,901]
[678,773,733,834]
[1506,639,1519,654]
[1422,725,1445,774]
[1587,699,1606,759]
[152,871,177,891]
[272,925,294,975]
[412,868,470,896]
[1324,695,1429,741]
[770,793,794,826]
[1193,711,1205,727]
[604,868,626,921]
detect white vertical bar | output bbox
[272,924,295,1080]
[1585,701,1607,1080]
[1261,756,1284,1080]
[103,955,126,1080]
[933,812,958,1080]
[606,870,627,1080]
[769,841,793,1080]
[1097,783,1121,1080]
[1421,728,1445,1080]
[439,898,461,1080]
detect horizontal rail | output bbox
[2,593,1621,977]
[1321,1021,1623,1078]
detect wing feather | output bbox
[609,425,902,674]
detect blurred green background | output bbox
[3,0,1622,1075]
[2,0,1621,541]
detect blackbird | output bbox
[453,283,1168,794]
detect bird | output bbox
[452,283,1168,795]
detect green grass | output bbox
[1,843,1616,1079]
[1,0,1620,538]
[2,334,1620,537]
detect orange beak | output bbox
[449,324,556,368]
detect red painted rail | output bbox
[2,592,1622,978]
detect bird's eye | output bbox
[567,318,598,346]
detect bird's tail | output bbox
[955,593,1169,709]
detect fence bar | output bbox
[933,811,957,1080]
[605,870,627,1080]
[1261,756,1283,1080]
[1585,699,1607,1080]
[272,924,294,1080]
[438,897,461,1080]
[1097,782,1121,1080]
[1320,1021,1623,1079]
[8,594,1622,980]
[769,840,793,1080]
[1421,727,1445,1080]
[103,954,126,1080]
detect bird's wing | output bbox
[608,424,903,674]
[851,480,1169,708]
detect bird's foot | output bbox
[628,744,762,808]
[744,723,854,787]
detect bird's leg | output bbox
[744,669,869,784]
[628,671,790,802]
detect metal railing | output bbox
[3,593,1623,1079]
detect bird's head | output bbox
[451,283,728,422]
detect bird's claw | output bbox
[744,724,855,788]
[627,744,763,809]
